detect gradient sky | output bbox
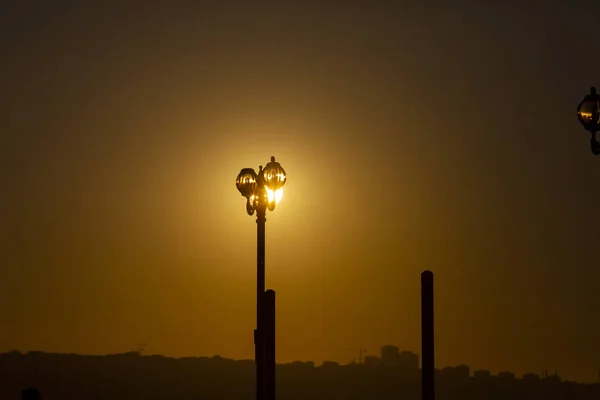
[2,1,600,383]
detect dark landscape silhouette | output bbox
[3,349,598,400]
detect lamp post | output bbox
[421,271,435,400]
[236,156,287,400]
[576,86,600,155]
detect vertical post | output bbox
[256,207,267,400]
[421,270,435,400]
[264,289,276,400]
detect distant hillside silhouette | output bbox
[0,350,597,400]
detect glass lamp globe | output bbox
[577,87,600,132]
[262,156,287,191]
[236,168,258,198]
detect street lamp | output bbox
[576,86,600,155]
[236,156,287,400]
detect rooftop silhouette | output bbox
[1,350,597,400]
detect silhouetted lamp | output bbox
[237,156,286,214]
[235,156,287,400]
[236,168,259,214]
[263,156,287,211]
[576,86,600,155]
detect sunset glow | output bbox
[267,188,283,205]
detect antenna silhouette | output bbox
[344,348,367,364]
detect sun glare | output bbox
[267,188,284,205]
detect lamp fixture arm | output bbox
[591,138,600,155]
[246,197,255,215]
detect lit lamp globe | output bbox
[263,156,287,190]
[236,168,259,215]
[236,168,258,198]
[263,156,287,211]
[577,87,600,133]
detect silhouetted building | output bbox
[379,346,418,369]
[399,351,419,370]
[523,373,541,381]
[442,365,470,380]
[363,355,380,366]
[455,364,470,379]
[498,371,516,380]
[380,345,400,366]
[3,350,600,400]
[541,368,561,381]
[473,369,492,380]
[320,361,340,369]
[546,372,562,383]
[290,361,315,369]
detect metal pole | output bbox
[255,207,266,400]
[421,270,435,400]
[264,289,276,400]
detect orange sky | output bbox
[2,2,600,383]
